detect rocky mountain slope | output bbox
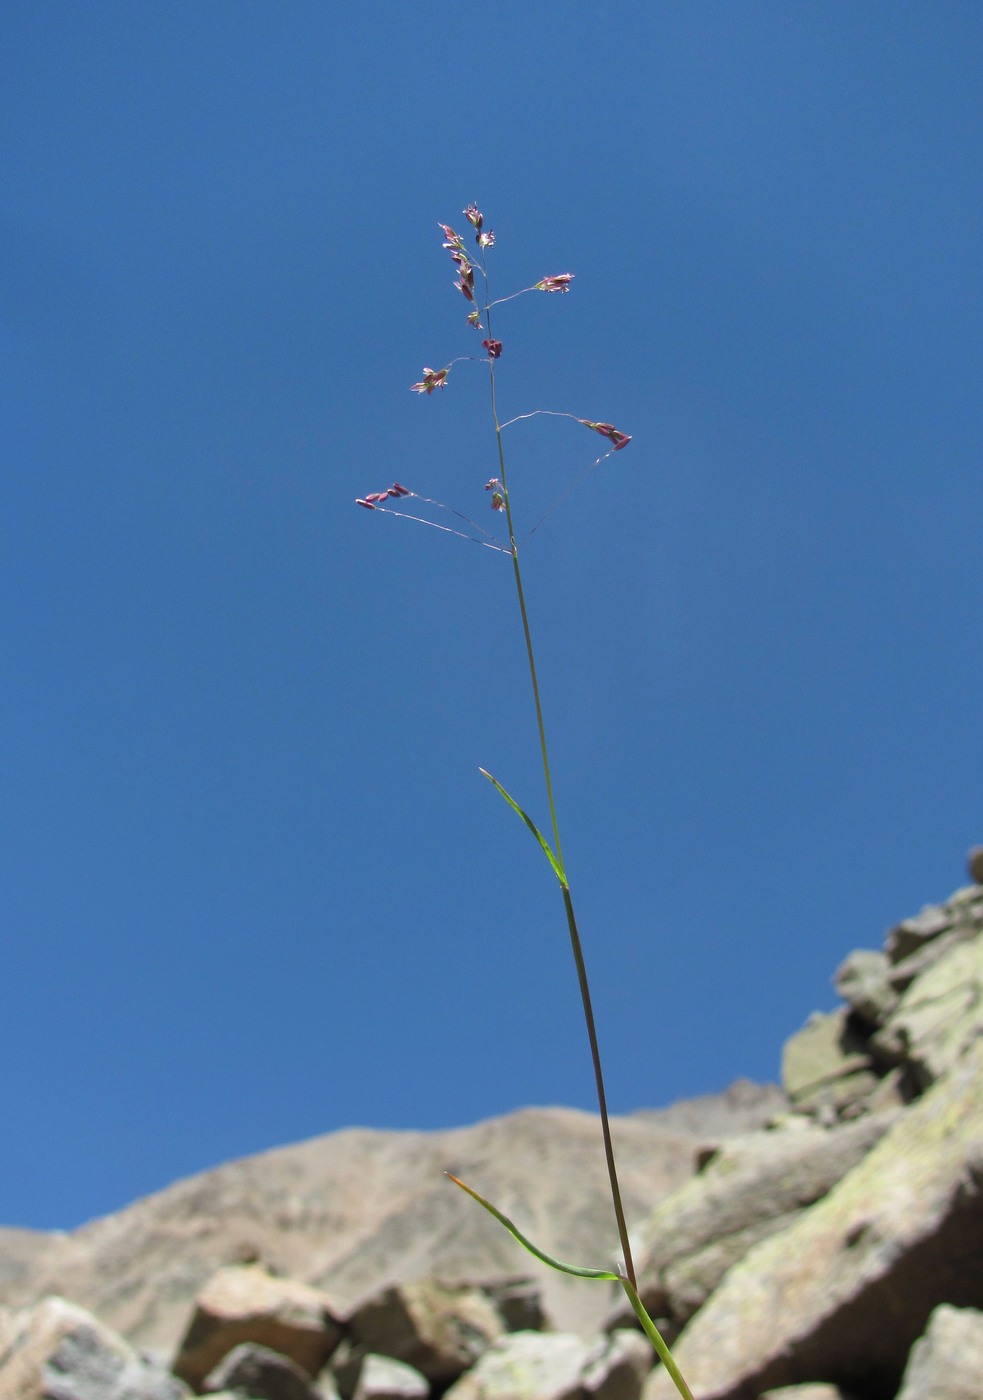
[3,850,983,1400]
[0,1086,782,1351]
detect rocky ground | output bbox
[3,850,983,1400]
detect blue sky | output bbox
[2,3,981,1231]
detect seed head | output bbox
[411,367,449,394]
[536,273,575,293]
[482,339,503,359]
[579,419,632,450]
[356,483,412,510]
[439,224,465,252]
[464,203,483,232]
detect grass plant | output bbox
[357,206,695,1400]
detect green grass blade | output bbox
[444,1174,696,1400]
[478,768,567,886]
[445,1173,616,1280]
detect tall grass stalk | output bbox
[357,206,694,1400]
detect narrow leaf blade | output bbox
[478,769,567,885]
[445,1173,616,1280]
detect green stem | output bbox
[488,358,563,868]
[561,885,636,1288]
[484,312,636,1288]
[620,1278,696,1400]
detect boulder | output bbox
[758,1388,856,1400]
[344,1280,504,1386]
[442,1332,590,1400]
[895,1304,983,1400]
[871,933,983,1088]
[202,1341,324,1399]
[349,1354,429,1400]
[780,1010,880,1117]
[172,1265,342,1391]
[642,1034,983,1400]
[581,1330,652,1400]
[0,1295,188,1400]
[885,905,956,963]
[474,1279,548,1334]
[833,949,898,1027]
[613,1112,895,1331]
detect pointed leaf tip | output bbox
[479,769,566,886]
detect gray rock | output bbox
[0,1296,189,1400]
[476,1280,548,1334]
[968,847,983,885]
[172,1265,342,1391]
[442,1331,590,1400]
[630,1081,787,1140]
[202,1341,323,1399]
[895,1304,983,1400]
[350,1354,429,1400]
[643,1033,983,1400]
[886,925,978,995]
[833,949,898,1026]
[758,1388,857,1400]
[619,1113,896,1331]
[346,1279,503,1386]
[0,1229,68,1302]
[581,1330,652,1400]
[871,933,983,1087]
[780,1010,879,1115]
[886,906,954,963]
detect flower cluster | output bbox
[410,366,449,395]
[356,482,410,509]
[579,419,632,451]
[482,339,503,359]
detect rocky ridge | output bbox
[2,851,983,1400]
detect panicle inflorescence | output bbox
[359,206,632,552]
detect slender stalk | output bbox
[621,1279,696,1400]
[483,292,637,1287]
